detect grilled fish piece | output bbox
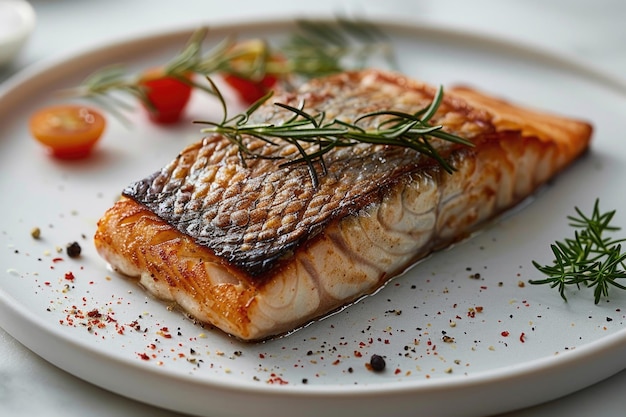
[94,70,592,341]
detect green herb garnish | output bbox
[197,79,472,187]
[61,19,395,119]
[281,18,397,78]
[530,199,626,304]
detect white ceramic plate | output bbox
[2,19,626,417]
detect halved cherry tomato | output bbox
[223,73,278,105]
[138,68,193,124]
[222,39,283,105]
[29,105,106,159]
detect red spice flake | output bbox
[64,272,75,281]
[157,327,173,339]
[467,306,484,318]
[259,353,265,359]
[394,368,402,375]
[354,350,363,358]
[519,332,526,343]
[267,374,289,385]
[332,359,341,365]
[138,353,150,361]
[87,309,102,318]
[501,331,510,337]
[44,281,51,286]
[52,257,64,263]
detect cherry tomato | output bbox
[223,39,283,105]
[222,73,278,105]
[29,105,106,159]
[138,68,193,124]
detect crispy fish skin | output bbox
[94,70,592,341]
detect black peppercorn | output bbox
[369,354,386,372]
[66,241,82,258]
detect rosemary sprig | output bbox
[61,20,395,117]
[280,18,397,77]
[530,199,626,304]
[197,79,472,187]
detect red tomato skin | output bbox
[139,72,193,124]
[223,74,278,105]
[48,143,97,159]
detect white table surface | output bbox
[2,1,626,416]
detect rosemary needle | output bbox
[530,199,626,304]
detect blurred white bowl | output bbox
[0,0,35,67]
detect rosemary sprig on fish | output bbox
[197,80,473,187]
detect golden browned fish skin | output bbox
[94,69,592,341]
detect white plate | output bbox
[2,19,626,417]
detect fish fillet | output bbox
[94,69,592,341]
